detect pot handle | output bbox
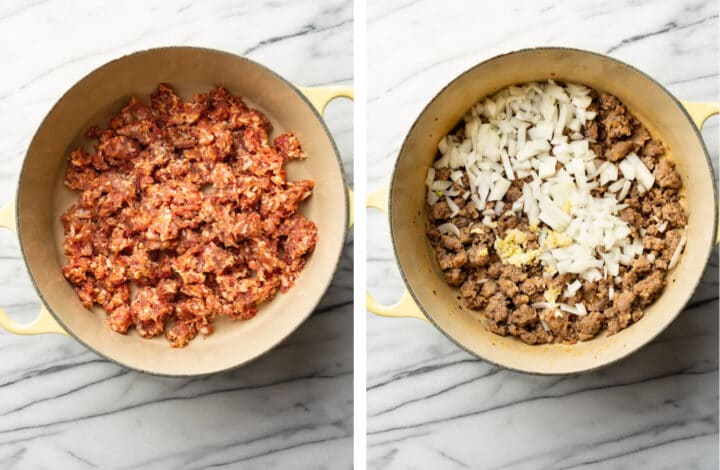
[297,85,354,115]
[679,100,719,129]
[0,202,67,335]
[297,84,355,227]
[366,185,427,321]
[679,99,720,244]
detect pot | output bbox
[0,47,353,376]
[367,47,718,374]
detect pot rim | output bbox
[388,46,718,376]
[14,45,350,377]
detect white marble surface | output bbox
[367,1,719,468]
[0,1,352,469]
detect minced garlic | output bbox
[494,229,541,267]
[543,230,573,250]
[544,286,561,304]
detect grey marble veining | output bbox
[367,0,718,468]
[0,1,353,469]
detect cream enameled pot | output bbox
[368,47,718,375]
[0,47,353,376]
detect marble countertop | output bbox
[0,1,352,469]
[367,0,719,468]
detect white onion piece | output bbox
[668,232,687,270]
[446,197,460,217]
[516,140,551,162]
[430,181,452,192]
[488,178,511,201]
[426,168,436,187]
[608,178,626,193]
[626,153,655,190]
[437,223,461,238]
[438,136,450,154]
[564,280,582,298]
[619,159,636,180]
[450,170,464,185]
[617,180,632,202]
[559,303,579,315]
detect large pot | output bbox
[368,47,718,375]
[0,47,352,376]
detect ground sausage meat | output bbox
[61,84,318,348]
[427,88,686,344]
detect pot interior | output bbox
[17,47,348,375]
[391,48,716,374]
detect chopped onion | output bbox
[426,80,685,284]
[564,280,582,298]
[618,159,635,180]
[608,178,626,193]
[426,168,436,186]
[668,232,687,270]
[559,303,579,315]
[494,200,505,216]
[488,178,511,201]
[618,180,631,202]
[626,153,655,190]
[516,140,551,162]
[450,170,464,185]
[437,222,461,238]
[430,180,452,192]
[446,197,460,217]
[500,150,515,180]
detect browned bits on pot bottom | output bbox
[61,84,318,348]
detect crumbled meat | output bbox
[427,87,686,345]
[604,140,633,162]
[599,93,632,141]
[480,280,498,298]
[654,158,682,189]
[498,279,519,298]
[437,249,467,270]
[431,201,452,221]
[465,245,487,268]
[444,268,467,286]
[641,139,665,159]
[485,294,509,322]
[441,234,462,251]
[661,202,688,227]
[509,304,537,327]
[613,290,636,315]
[62,85,318,348]
[576,312,604,341]
[633,271,665,305]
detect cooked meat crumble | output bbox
[62,84,318,347]
[426,82,687,344]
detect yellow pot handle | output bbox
[679,100,719,129]
[679,99,720,244]
[297,84,354,228]
[0,201,67,335]
[297,85,354,114]
[366,185,426,321]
